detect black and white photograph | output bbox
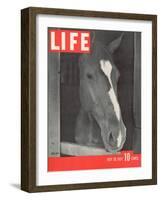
[48,29,141,160]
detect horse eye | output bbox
[87,73,93,79]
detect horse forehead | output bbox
[100,60,113,78]
[100,59,121,120]
[79,44,110,67]
[79,55,99,72]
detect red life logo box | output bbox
[49,29,90,53]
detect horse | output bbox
[75,34,126,153]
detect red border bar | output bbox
[48,151,141,171]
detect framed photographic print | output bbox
[21,7,157,192]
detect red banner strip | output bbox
[48,151,141,171]
[48,29,91,53]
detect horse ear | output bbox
[107,33,124,54]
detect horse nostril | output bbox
[108,132,112,142]
[108,132,117,147]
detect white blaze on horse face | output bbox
[100,60,121,121]
[100,60,122,147]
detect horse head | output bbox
[76,34,126,153]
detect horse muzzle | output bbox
[101,120,126,153]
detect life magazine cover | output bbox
[47,28,141,171]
